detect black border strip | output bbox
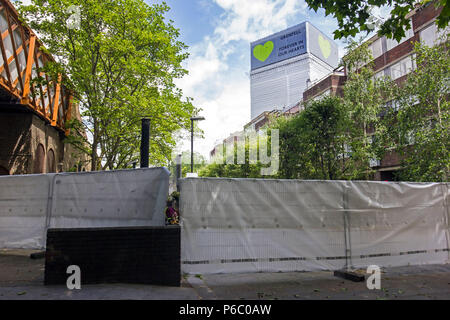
[182,248,450,265]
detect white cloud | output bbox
[214,0,307,44]
[176,39,225,95]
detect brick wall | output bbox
[303,74,346,101]
[44,226,181,287]
[30,114,64,173]
[0,108,91,174]
[381,150,403,168]
[255,117,269,131]
[303,75,331,101]
[412,3,442,30]
[0,110,66,174]
[0,112,32,174]
[373,34,420,73]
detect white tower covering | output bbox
[250,22,339,119]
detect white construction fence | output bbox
[0,168,169,249]
[180,178,450,274]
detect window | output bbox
[339,144,352,159]
[386,20,414,51]
[405,130,415,145]
[373,70,385,81]
[369,159,380,167]
[369,38,383,59]
[389,55,415,80]
[313,89,331,101]
[386,99,400,111]
[385,95,418,112]
[368,135,380,167]
[405,94,419,106]
[420,22,450,47]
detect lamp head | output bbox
[190,116,205,121]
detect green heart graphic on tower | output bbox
[318,34,331,59]
[253,41,274,62]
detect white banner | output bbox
[0,174,51,249]
[0,168,169,249]
[180,178,450,274]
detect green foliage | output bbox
[342,40,396,179]
[198,133,265,178]
[275,96,351,180]
[183,151,207,176]
[386,37,450,181]
[166,150,207,178]
[305,0,449,42]
[16,0,196,170]
[273,40,396,181]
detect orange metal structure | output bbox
[0,0,72,133]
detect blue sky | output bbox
[150,0,387,159]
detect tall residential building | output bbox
[250,21,339,119]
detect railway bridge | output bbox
[0,0,87,175]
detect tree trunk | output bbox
[91,119,98,171]
[363,121,369,180]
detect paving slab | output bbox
[0,253,199,300]
[0,251,449,300]
[196,264,450,300]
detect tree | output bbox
[276,96,352,180]
[386,36,449,181]
[276,40,395,181]
[305,0,448,41]
[167,150,207,178]
[16,0,196,170]
[199,132,265,178]
[342,40,395,179]
[275,114,309,179]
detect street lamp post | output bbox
[176,154,181,191]
[190,116,205,173]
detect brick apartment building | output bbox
[300,2,447,181]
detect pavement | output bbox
[0,249,449,300]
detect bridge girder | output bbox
[0,0,73,135]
